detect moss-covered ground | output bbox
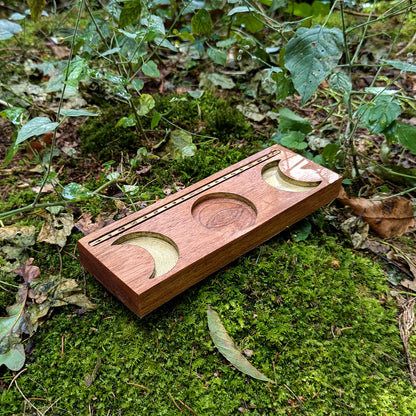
[1,229,415,415]
[1,3,416,413]
[1,125,416,414]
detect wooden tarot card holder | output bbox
[78,145,342,317]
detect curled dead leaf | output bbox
[338,188,415,238]
[13,258,40,283]
[75,212,115,236]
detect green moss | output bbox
[78,104,140,160]
[1,231,415,415]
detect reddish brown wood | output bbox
[78,145,342,317]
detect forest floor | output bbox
[1,1,416,415]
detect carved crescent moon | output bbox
[262,160,321,192]
[113,232,179,278]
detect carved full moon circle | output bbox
[192,193,257,232]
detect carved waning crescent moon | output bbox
[112,232,179,278]
[262,161,321,192]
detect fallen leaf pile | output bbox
[0,258,96,372]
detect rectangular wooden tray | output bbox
[78,145,342,317]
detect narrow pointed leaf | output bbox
[207,306,273,382]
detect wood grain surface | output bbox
[78,145,342,317]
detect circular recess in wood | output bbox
[192,192,257,232]
[112,232,179,278]
[261,162,320,192]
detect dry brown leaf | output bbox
[37,212,74,247]
[13,258,40,283]
[75,212,115,236]
[338,189,415,238]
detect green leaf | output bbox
[151,111,162,129]
[188,90,204,99]
[142,60,160,78]
[27,0,46,22]
[0,344,25,371]
[293,220,312,242]
[119,0,142,28]
[328,72,352,101]
[62,183,92,200]
[280,131,308,150]
[0,107,25,126]
[60,109,98,117]
[0,19,22,40]
[65,56,88,88]
[2,141,19,168]
[207,47,227,66]
[227,6,256,15]
[105,73,127,85]
[137,94,155,116]
[168,130,196,159]
[384,121,416,154]
[16,117,59,145]
[272,72,295,103]
[381,59,416,73]
[116,114,136,128]
[207,306,273,383]
[322,143,340,164]
[132,78,144,93]
[191,9,214,35]
[278,108,312,134]
[357,95,401,134]
[285,26,343,104]
[235,13,263,34]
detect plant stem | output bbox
[32,0,86,206]
[340,0,360,178]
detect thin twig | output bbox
[283,384,304,407]
[127,382,149,390]
[7,368,27,391]
[177,399,199,415]
[14,381,45,416]
[168,392,182,411]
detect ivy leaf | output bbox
[0,19,22,40]
[60,109,98,117]
[285,26,343,104]
[191,9,214,35]
[207,47,227,66]
[16,117,59,145]
[168,130,196,159]
[0,107,25,126]
[0,286,28,371]
[151,111,162,129]
[62,183,93,200]
[131,78,144,93]
[357,95,401,134]
[137,94,155,116]
[119,0,142,28]
[0,344,25,371]
[27,0,46,22]
[142,60,160,78]
[207,306,273,383]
